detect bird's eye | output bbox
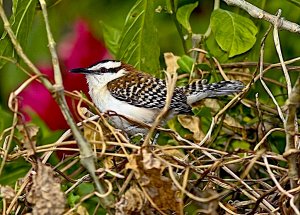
[100,67,108,73]
[108,68,117,73]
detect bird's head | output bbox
[70,59,132,86]
[70,59,127,75]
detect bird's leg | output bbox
[151,131,160,145]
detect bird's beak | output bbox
[70,68,91,74]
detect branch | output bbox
[0,1,114,210]
[223,0,300,34]
[283,76,300,187]
[143,53,178,146]
[219,61,300,71]
[38,0,114,209]
[273,10,292,96]
[258,25,286,123]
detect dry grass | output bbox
[1,57,300,214]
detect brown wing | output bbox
[107,71,192,114]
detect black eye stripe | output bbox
[94,66,121,74]
[108,67,120,73]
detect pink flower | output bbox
[20,20,110,130]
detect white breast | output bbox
[90,85,158,123]
[86,74,160,134]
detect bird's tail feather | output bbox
[184,80,244,105]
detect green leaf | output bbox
[177,55,195,73]
[101,23,121,57]
[210,9,258,57]
[165,0,173,13]
[67,192,81,208]
[176,2,198,33]
[231,140,250,150]
[288,0,300,7]
[117,0,160,75]
[0,105,12,133]
[0,0,37,69]
[196,63,211,71]
[0,158,31,185]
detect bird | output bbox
[70,59,244,135]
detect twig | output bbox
[6,176,30,214]
[143,71,177,146]
[273,10,292,97]
[247,176,289,215]
[202,150,278,213]
[168,165,221,203]
[197,118,215,146]
[38,0,114,209]
[253,57,300,84]
[254,128,285,151]
[258,25,285,123]
[0,0,115,210]
[263,156,300,215]
[219,201,239,215]
[219,61,300,71]
[283,76,300,207]
[0,74,42,175]
[222,0,300,34]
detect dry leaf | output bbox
[126,154,139,171]
[188,189,219,215]
[115,184,146,215]
[142,150,163,170]
[66,205,89,215]
[0,185,15,201]
[17,124,39,156]
[83,122,102,140]
[157,145,186,159]
[126,149,182,214]
[164,52,180,74]
[223,115,243,129]
[203,99,221,113]
[26,161,66,215]
[178,115,205,142]
[75,205,89,215]
[103,156,114,169]
[83,121,117,151]
[203,99,244,129]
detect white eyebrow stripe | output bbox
[89,61,121,70]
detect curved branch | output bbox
[223,0,300,34]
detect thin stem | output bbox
[258,25,285,123]
[203,0,220,38]
[38,0,62,86]
[170,0,188,53]
[38,0,114,209]
[284,75,300,209]
[273,11,292,97]
[223,0,300,34]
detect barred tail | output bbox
[184,80,244,105]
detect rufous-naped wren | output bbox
[71,60,244,135]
